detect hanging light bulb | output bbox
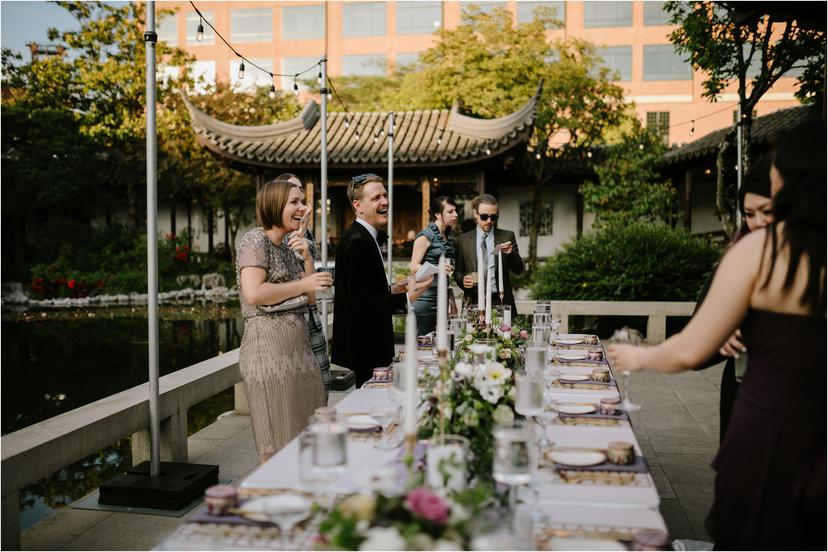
[317,70,323,86]
[345,119,350,129]
[293,80,299,97]
[536,152,541,160]
[237,61,245,80]
[639,143,645,150]
[196,18,204,42]
[690,120,695,137]
[437,132,443,145]
[587,150,593,158]
[373,135,378,144]
[269,84,276,99]
[485,145,492,155]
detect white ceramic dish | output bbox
[558,352,587,361]
[546,537,627,551]
[556,338,584,345]
[547,450,607,467]
[555,403,598,415]
[559,374,590,382]
[238,494,312,524]
[346,415,381,430]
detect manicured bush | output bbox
[532,223,722,302]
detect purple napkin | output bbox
[557,377,617,387]
[189,499,269,527]
[554,454,649,473]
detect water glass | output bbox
[493,421,534,487]
[515,372,544,418]
[535,300,551,314]
[531,325,550,345]
[532,311,550,328]
[426,434,469,491]
[524,345,546,375]
[315,267,335,301]
[309,415,347,489]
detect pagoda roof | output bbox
[182,83,542,171]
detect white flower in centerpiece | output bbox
[448,503,470,523]
[479,362,512,385]
[478,383,504,404]
[435,538,464,550]
[359,527,406,551]
[498,347,512,359]
[408,533,435,550]
[508,385,517,402]
[493,404,515,425]
[467,343,493,356]
[443,404,453,420]
[464,333,474,343]
[454,361,474,379]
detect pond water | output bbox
[1,302,243,530]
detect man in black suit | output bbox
[453,194,524,316]
[332,173,432,386]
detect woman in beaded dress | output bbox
[236,179,332,463]
[410,196,459,335]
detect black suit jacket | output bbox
[332,221,407,386]
[452,227,524,314]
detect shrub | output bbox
[532,223,722,302]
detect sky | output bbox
[1,1,80,58]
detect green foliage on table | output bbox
[532,223,722,302]
[580,125,678,228]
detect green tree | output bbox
[665,1,826,237]
[580,124,677,227]
[382,6,630,270]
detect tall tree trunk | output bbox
[716,127,737,238]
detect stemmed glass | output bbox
[369,404,402,450]
[263,493,312,550]
[613,326,642,412]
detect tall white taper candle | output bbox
[404,307,418,435]
[477,247,485,311]
[498,250,504,294]
[485,269,493,325]
[436,254,447,351]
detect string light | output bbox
[196,17,204,42]
[269,84,276,99]
[639,143,645,150]
[536,152,541,160]
[587,150,593,158]
[237,60,245,80]
[690,120,695,137]
[317,70,323,86]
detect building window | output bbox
[517,1,565,27]
[464,2,507,15]
[282,5,324,40]
[342,54,387,77]
[230,8,272,43]
[189,61,216,94]
[396,2,442,35]
[584,1,632,28]
[342,2,386,37]
[643,2,671,26]
[520,201,553,237]
[186,11,214,45]
[157,13,178,45]
[643,45,692,80]
[231,58,273,91]
[395,52,421,69]
[646,111,670,145]
[282,57,319,90]
[595,46,632,81]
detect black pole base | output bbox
[99,461,218,510]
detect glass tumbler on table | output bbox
[493,421,535,510]
[515,370,550,449]
[612,326,643,412]
[309,414,348,498]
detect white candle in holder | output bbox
[485,272,493,325]
[477,248,485,310]
[498,250,504,295]
[404,308,418,435]
[436,255,447,351]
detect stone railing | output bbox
[515,300,696,343]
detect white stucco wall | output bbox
[498,185,581,258]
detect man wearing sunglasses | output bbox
[453,194,524,316]
[332,173,433,386]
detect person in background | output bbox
[331,174,432,387]
[608,120,825,550]
[453,194,523,315]
[410,195,459,335]
[694,157,774,444]
[236,179,332,463]
[277,173,331,400]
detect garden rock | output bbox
[176,274,201,288]
[201,273,226,290]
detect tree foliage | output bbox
[665,1,826,236]
[580,125,677,228]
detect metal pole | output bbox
[736,102,743,230]
[386,112,395,284]
[144,0,160,477]
[320,57,329,339]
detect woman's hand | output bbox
[607,344,647,373]
[718,329,747,358]
[287,232,312,260]
[301,271,333,294]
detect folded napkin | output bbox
[554,455,649,474]
[558,409,628,421]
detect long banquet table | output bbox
[159,338,668,550]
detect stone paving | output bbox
[20,365,725,549]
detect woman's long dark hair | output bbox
[763,119,826,315]
[732,156,773,243]
[429,196,457,222]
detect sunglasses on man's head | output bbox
[478,213,499,222]
[351,173,380,185]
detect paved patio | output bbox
[20,363,725,549]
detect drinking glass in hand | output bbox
[613,326,642,412]
[315,267,335,301]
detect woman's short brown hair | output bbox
[256,179,297,230]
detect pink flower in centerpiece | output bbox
[405,487,450,524]
[499,323,511,333]
[519,329,529,339]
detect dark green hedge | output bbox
[532,223,722,302]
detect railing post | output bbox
[131,410,188,464]
[234,382,249,415]
[647,314,667,343]
[2,490,20,550]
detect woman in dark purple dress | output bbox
[608,119,825,550]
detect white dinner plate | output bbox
[559,374,590,382]
[238,494,312,524]
[558,352,587,361]
[546,537,627,551]
[555,403,597,415]
[346,415,381,430]
[547,450,607,467]
[556,338,584,345]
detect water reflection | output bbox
[2,303,242,529]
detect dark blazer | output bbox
[332,221,407,386]
[453,227,524,314]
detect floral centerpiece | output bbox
[418,320,527,481]
[317,485,493,550]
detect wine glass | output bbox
[613,326,642,412]
[369,404,402,450]
[262,493,312,550]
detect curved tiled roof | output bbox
[182,83,542,170]
[663,104,818,166]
